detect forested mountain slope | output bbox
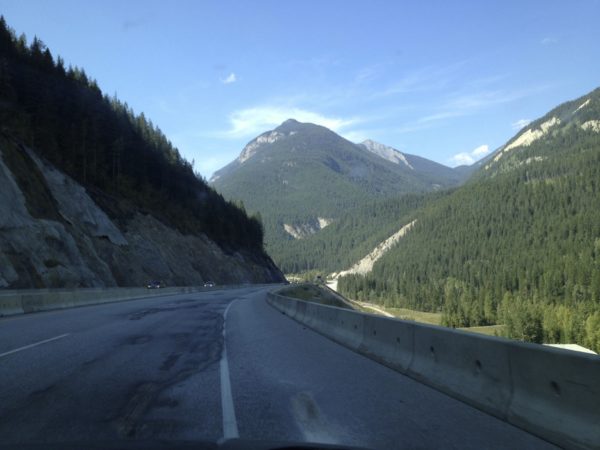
[0,17,283,287]
[211,119,469,272]
[339,87,600,351]
[358,139,465,186]
[271,191,448,274]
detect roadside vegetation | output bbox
[339,88,600,352]
[281,284,505,338]
[277,284,353,310]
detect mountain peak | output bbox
[359,139,414,169]
[275,118,313,133]
[235,119,305,166]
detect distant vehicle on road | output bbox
[203,281,215,287]
[146,280,163,289]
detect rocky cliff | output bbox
[0,135,283,288]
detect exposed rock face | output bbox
[238,131,284,163]
[582,120,600,132]
[0,139,283,288]
[490,117,561,167]
[332,220,417,278]
[283,217,333,240]
[28,148,128,247]
[360,139,414,169]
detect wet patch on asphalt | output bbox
[112,309,225,439]
[126,335,153,345]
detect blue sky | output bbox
[1,0,599,178]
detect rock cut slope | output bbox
[0,135,282,288]
[0,18,283,288]
[333,220,417,279]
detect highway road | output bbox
[0,286,557,449]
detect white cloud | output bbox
[471,144,490,156]
[541,37,558,45]
[197,154,235,178]
[355,65,379,83]
[512,118,531,130]
[372,61,467,99]
[342,129,371,143]
[450,152,475,166]
[417,110,464,124]
[223,106,359,138]
[450,144,490,166]
[409,86,550,131]
[221,73,237,84]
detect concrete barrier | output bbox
[407,322,513,422]
[0,287,197,316]
[0,294,24,316]
[267,291,600,450]
[361,314,414,373]
[0,284,269,317]
[508,343,600,449]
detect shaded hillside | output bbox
[0,17,264,253]
[339,87,600,352]
[0,17,283,287]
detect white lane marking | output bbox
[0,333,70,359]
[220,300,240,440]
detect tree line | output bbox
[339,110,600,352]
[0,16,264,253]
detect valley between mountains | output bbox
[211,87,600,352]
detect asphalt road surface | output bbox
[0,286,557,449]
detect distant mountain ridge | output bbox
[481,87,600,176]
[211,120,465,187]
[210,119,473,272]
[358,139,414,168]
[358,139,470,185]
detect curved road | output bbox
[0,286,556,449]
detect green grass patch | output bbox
[384,307,443,325]
[278,284,353,309]
[458,325,506,336]
[280,288,506,338]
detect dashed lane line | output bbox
[220,299,240,441]
[0,333,70,359]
